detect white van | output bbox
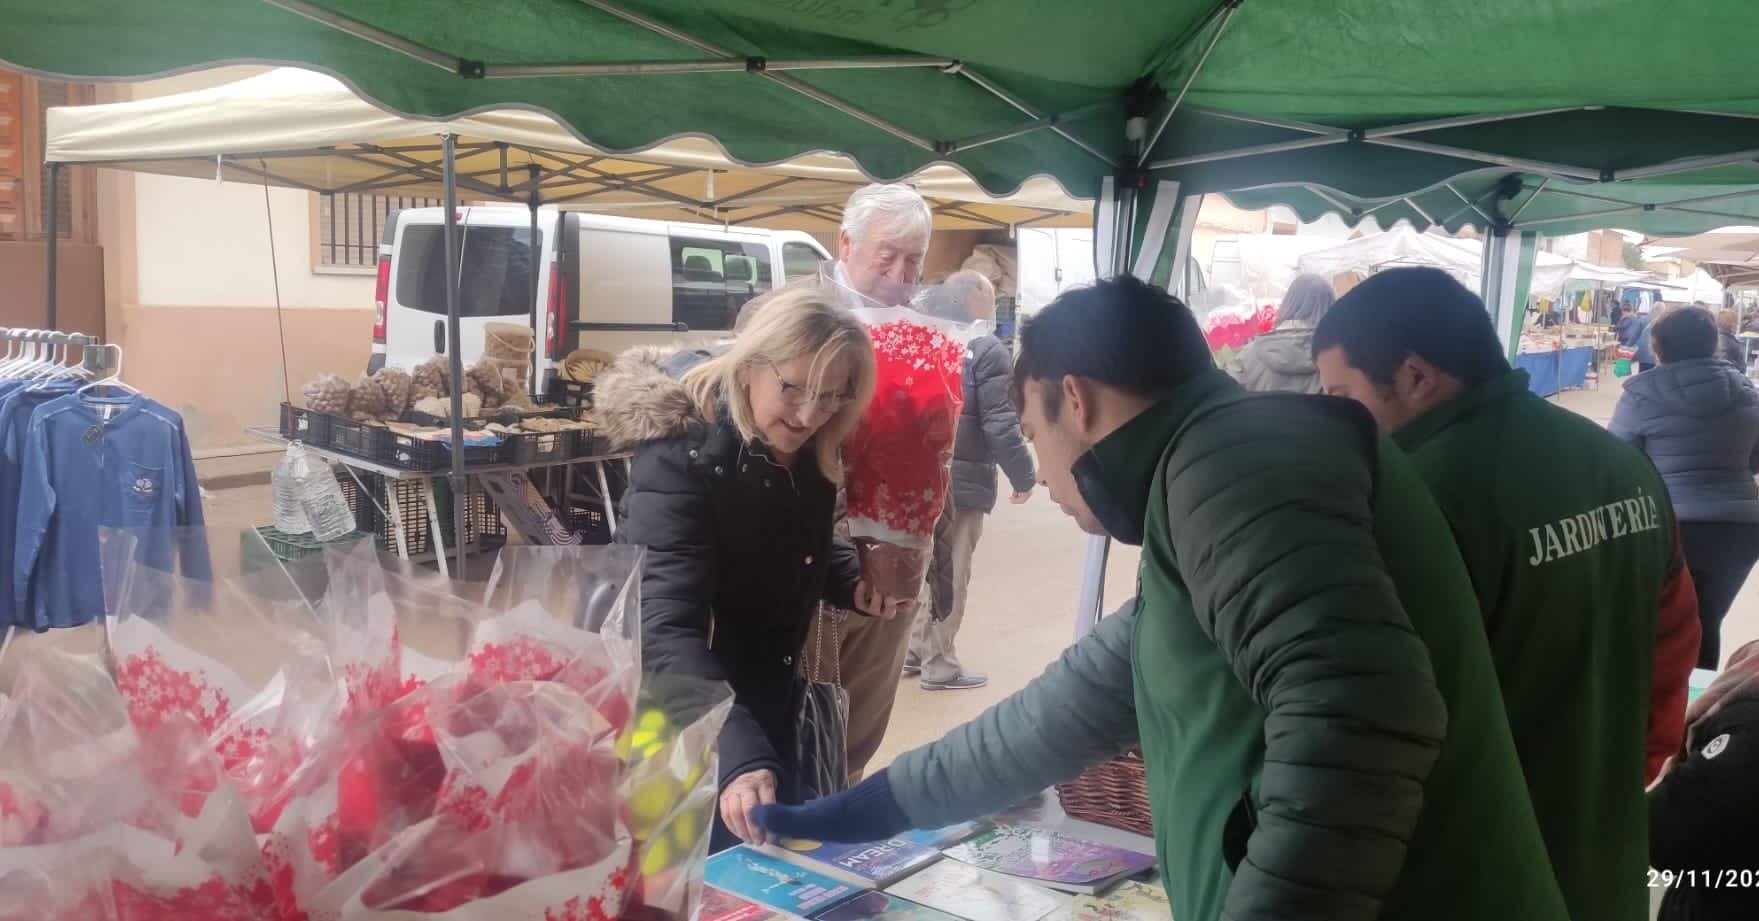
[368,206,832,386]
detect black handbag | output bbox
[795,606,850,801]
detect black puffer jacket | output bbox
[951,334,1036,513]
[598,347,861,799]
[1609,357,1759,523]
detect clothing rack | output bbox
[0,327,203,633]
[0,327,120,380]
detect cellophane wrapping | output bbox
[840,296,978,600]
[0,533,729,920]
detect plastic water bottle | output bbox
[272,444,313,535]
[290,447,356,542]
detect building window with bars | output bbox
[317,192,437,268]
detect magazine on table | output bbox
[942,825,1156,895]
[811,889,965,921]
[706,847,866,916]
[765,820,986,888]
[884,861,1068,921]
[1044,881,1171,921]
[701,885,810,921]
[897,820,985,851]
[767,835,942,888]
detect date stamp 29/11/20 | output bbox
[1650,869,1759,889]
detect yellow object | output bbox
[670,804,712,853]
[630,777,681,827]
[641,837,673,876]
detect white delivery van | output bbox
[368,206,832,386]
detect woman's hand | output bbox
[855,580,912,620]
[720,768,779,845]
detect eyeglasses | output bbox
[766,361,855,414]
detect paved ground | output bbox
[13,369,1748,779]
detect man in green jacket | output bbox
[1312,267,1701,921]
[758,276,1568,921]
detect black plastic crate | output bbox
[568,504,613,545]
[279,403,333,447]
[386,430,508,472]
[547,378,594,408]
[506,430,571,466]
[573,429,614,458]
[339,472,505,557]
[328,418,397,460]
[399,403,572,429]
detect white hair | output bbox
[840,183,933,247]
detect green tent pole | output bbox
[1483,230,1538,363]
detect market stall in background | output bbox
[10,1,1759,918]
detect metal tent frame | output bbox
[42,0,1759,613]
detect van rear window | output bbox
[396,225,536,317]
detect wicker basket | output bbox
[1056,747,1152,837]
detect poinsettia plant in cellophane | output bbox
[0,531,731,920]
[0,648,268,920]
[841,291,982,601]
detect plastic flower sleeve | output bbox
[103,530,334,834]
[271,679,633,920]
[841,300,978,599]
[480,545,643,707]
[320,543,408,720]
[615,673,733,921]
[0,652,269,921]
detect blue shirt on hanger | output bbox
[12,389,208,629]
[0,379,78,625]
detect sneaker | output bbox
[921,671,988,691]
[902,653,922,676]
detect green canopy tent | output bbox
[11,0,1759,620]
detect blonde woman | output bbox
[595,288,901,853]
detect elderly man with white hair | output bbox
[737,182,933,325]
[739,182,937,781]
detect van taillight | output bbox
[545,261,565,359]
[372,255,391,343]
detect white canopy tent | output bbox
[1296,225,1575,298]
[1655,269,1726,305]
[45,67,1091,233]
[1643,227,1759,266]
[1643,229,1759,293]
[1560,261,1652,287]
[41,66,1093,576]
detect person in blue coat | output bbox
[1611,305,1759,667]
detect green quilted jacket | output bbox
[891,371,1567,921]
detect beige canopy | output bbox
[46,67,1090,232]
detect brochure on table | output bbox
[706,799,1162,921]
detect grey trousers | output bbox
[911,501,986,684]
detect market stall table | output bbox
[248,426,629,578]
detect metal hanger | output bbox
[2,331,51,379]
[0,330,31,377]
[77,342,139,397]
[22,333,70,381]
[27,334,93,390]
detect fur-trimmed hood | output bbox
[592,346,713,449]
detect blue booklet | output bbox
[898,821,983,851]
[706,847,865,916]
[771,836,941,887]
